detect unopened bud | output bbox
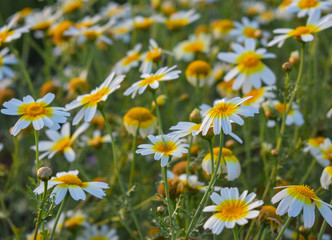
[189,108,201,123]
[157,206,165,216]
[289,50,300,66]
[37,167,53,181]
[271,149,279,156]
[282,62,292,72]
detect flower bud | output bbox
[289,50,300,66]
[271,148,279,156]
[282,62,292,72]
[189,108,201,123]
[37,167,53,181]
[156,206,165,216]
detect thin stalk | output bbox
[276,72,290,150]
[208,139,215,175]
[33,181,48,240]
[162,166,175,240]
[232,226,240,240]
[50,194,69,240]
[299,159,316,184]
[185,133,224,240]
[318,213,328,240]
[152,91,163,134]
[129,126,140,188]
[275,217,292,240]
[100,109,143,240]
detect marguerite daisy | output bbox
[164,9,200,31]
[202,147,241,181]
[1,93,69,136]
[186,60,214,87]
[272,185,332,228]
[0,48,17,81]
[232,17,267,43]
[32,122,89,162]
[113,44,143,74]
[34,170,109,205]
[123,65,181,99]
[242,86,275,108]
[81,130,111,148]
[268,10,332,47]
[218,39,276,93]
[196,96,259,139]
[169,121,201,139]
[0,17,29,46]
[65,72,125,125]
[303,136,325,155]
[286,0,332,18]
[315,138,332,167]
[136,134,189,167]
[203,187,264,235]
[320,166,332,190]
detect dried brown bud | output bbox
[37,167,53,181]
[282,62,292,72]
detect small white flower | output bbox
[320,166,332,190]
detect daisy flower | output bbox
[232,17,267,43]
[140,39,171,74]
[136,134,189,167]
[242,86,275,108]
[34,170,109,205]
[268,10,332,47]
[0,48,17,81]
[272,185,332,228]
[25,7,61,32]
[101,2,131,20]
[174,34,211,62]
[1,93,69,136]
[303,136,325,155]
[211,19,236,39]
[110,19,133,43]
[77,223,118,240]
[81,130,111,148]
[186,60,214,87]
[258,205,283,230]
[315,138,332,167]
[113,44,143,74]
[164,9,200,31]
[202,147,241,181]
[123,107,156,138]
[203,187,264,235]
[218,39,276,94]
[123,65,181,99]
[61,0,85,14]
[286,0,332,18]
[0,17,29,46]
[65,72,125,125]
[196,96,259,138]
[169,121,201,139]
[275,0,294,20]
[134,15,163,31]
[167,170,204,192]
[321,166,332,190]
[267,100,304,127]
[32,122,89,162]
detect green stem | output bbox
[100,109,143,240]
[152,91,163,134]
[275,217,292,240]
[50,194,68,240]
[318,213,328,240]
[208,139,215,175]
[232,226,239,240]
[299,159,315,184]
[185,132,224,240]
[129,126,139,188]
[276,72,290,150]
[162,166,176,240]
[33,181,48,240]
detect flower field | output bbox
[0,0,332,239]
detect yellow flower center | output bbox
[107,7,124,17]
[308,137,325,147]
[0,56,3,67]
[243,27,257,38]
[204,147,234,164]
[19,8,33,17]
[69,78,89,93]
[33,21,52,31]
[51,137,71,152]
[146,48,162,61]
[135,18,154,30]
[242,88,265,106]
[298,0,319,9]
[153,141,177,155]
[81,87,110,105]
[0,29,15,45]
[183,41,204,53]
[247,6,259,16]
[25,103,47,116]
[165,19,189,30]
[291,26,314,38]
[322,146,332,161]
[112,27,130,35]
[56,174,83,186]
[215,199,248,221]
[52,21,73,44]
[64,214,85,229]
[209,102,238,118]
[64,0,83,13]
[275,103,294,115]
[123,52,141,66]
[326,166,332,175]
[138,74,165,86]
[88,137,104,148]
[212,19,234,34]
[84,30,100,40]
[281,0,292,8]
[186,60,211,77]
[259,205,282,225]
[288,185,318,200]
[90,237,108,240]
[237,51,264,75]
